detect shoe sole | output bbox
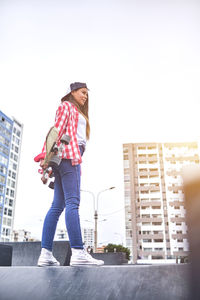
[37,262,60,267]
[70,262,104,267]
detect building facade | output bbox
[12,229,31,242]
[123,142,200,263]
[54,227,94,249]
[55,228,69,240]
[83,227,94,248]
[0,111,23,242]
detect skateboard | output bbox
[34,126,71,187]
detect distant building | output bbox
[123,142,200,263]
[82,227,94,248]
[96,245,106,253]
[12,229,31,242]
[0,111,23,242]
[55,227,94,249]
[55,228,69,240]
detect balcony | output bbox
[169,201,185,207]
[170,217,186,223]
[137,186,160,192]
[167,186,183,192]
[138,217,163,223]
[138,233,164,239]
[138,250,165,257]
[171,234,188,239]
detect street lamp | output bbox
[81,186,115,252]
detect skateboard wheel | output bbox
[60,134,71,145]
[49,155,61,167]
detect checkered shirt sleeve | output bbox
[54,101,82,165]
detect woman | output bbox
[35,82,104,267]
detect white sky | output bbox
[0,0,200,245]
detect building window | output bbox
[11,181,15,188]
[143,239,152,243]
[0,165,7,175]
[0,184,5,194]
[10,190,14,198]
[0,175,6,184]
[14,155,18,162]
[16,130,21,137]
[8,209,12,217]
[12,172,16,179]
[5,228,10,236]
[152,222,162,225]
[0,155,8,165]
[15,146,19,153]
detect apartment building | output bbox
[83,227,94,248]
[12,229,31,242]
[55,228,69,240]
[0,111,23,242]
[55,227,94,248]
[123,142,199,263]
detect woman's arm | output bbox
[54,101,70,143]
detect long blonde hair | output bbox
[61,93,90,140]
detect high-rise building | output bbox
[82,227,94,248]
[0,111,23,242]
[123,142,200,263]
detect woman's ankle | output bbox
[41,248,52,255]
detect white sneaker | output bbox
[70,248,104,266]
[37,248,60,267]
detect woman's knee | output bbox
[49,205,64,216]
[65,197,80,208]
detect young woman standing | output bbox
[35,82,104,267]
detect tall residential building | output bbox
[123,142,200,263]
[0,111,23,242]
[83,227,94,248]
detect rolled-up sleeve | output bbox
[54,102,70,142]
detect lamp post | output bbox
[81,186,115,252]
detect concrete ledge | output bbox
[0,264,190,300]
[0,242,127,266]
[0,241,71,266]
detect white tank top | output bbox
[76,113,86,146]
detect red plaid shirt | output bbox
[42,101,82,166]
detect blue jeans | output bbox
[41,146,85,251]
